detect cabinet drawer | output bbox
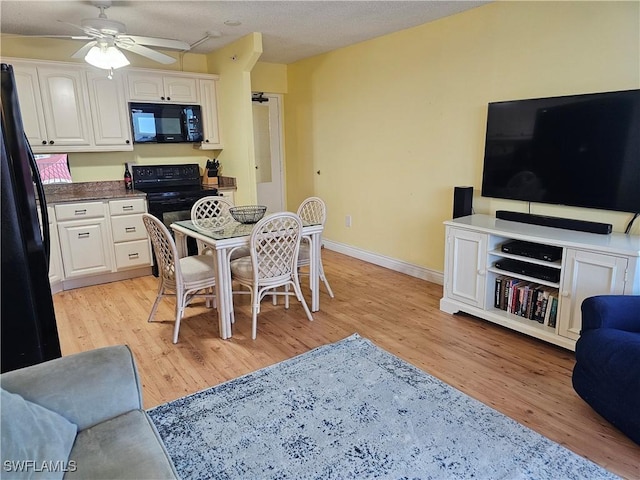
[114,240,151,270]
[109,198,146,216]
[111,214,147,242]
[55,201,105,221]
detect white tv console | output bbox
[440,214,640,351]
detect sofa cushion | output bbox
[63,409,178,480]
[0,388,77,480]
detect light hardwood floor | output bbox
[53,250,639,479]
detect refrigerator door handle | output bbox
[26,135,50,273]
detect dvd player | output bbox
[501,240,562,262]
[494,258,561,283]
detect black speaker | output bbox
[453,186,473,218]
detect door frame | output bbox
[253,92,286,212]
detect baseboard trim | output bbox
[323,239,444,285]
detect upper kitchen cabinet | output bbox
[197,78,223,149]
[7,58,133,153]
[85,70,132,149]
[126,71,198,103]
[10,61,93,150]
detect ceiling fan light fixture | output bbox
[85,44,130,70]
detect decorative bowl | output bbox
[229,205,267,224]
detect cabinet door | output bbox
[36,66,93,146]
[217,189,235,205]
[57,218,113,278]
[163,76,198,103]
[198,79,222,148]
[48,208,64,287]
[445,228,487,308]
[126,72,165,101]
[86,70,132,148]
[558,249,627,340]
[11,63,49,147]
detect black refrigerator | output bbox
[1,63,62,373]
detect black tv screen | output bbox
[481,89,640,213]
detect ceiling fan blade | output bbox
[71,41,98,59]
[56,19,103,38]
[119,35,190,51]
[2,34,94,40]
[117,42,177,64]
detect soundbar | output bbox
[496,211,612,235]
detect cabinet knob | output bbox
[49,140,54,145]
[166,97,171,101]
[42,140,47,145]
[161,96,165,101]
[126,140,130,144]
[205,139,209,143]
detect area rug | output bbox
[147,334,617,479]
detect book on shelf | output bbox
[493,277,559,326]
[547,294,559,328]
[495,276,503,308]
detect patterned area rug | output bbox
[148,334,616,479]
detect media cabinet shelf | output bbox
[440,214,640,351]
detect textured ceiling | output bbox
[0,1,487,64]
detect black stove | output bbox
[132,164,216,200]
[133,164,218,270]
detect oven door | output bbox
[147,198,200,275]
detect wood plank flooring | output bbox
[52,250,640,479]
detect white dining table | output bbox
[171,218,324,339]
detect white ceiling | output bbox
[0,1,487,64]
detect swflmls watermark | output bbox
[3,460,77,473]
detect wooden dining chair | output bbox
[229,212,313,339]
[297,196,334,298]
[142,213,217,343]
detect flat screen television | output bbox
[480,89,640,213]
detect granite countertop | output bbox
[44,181,146,204]
[44,180,235,204]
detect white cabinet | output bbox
[444,228,486,308]
[126,72,198,103]
[86,70,133,149]
[10,61,93,150]
[216,188,236,205]
[440,214,640,351]
[56,202,113,279]
[7,58,134,153]
[108,198,152,271]
[197,78,222,149]
[558,249,628,340]
[47,206,64,292]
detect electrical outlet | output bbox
[345,215,352,228]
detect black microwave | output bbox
[129,102,204,143]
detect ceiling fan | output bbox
[56,0,190,69]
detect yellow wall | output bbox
[251,62,288,94]
[208,33,263,205]
[284,1,640,273]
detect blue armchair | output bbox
[572,295,640,445]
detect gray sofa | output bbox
[1,345,178,479]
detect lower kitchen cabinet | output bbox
[109,198,152,270]
[50,197,152,291]
[57,215,113,279]
[47,206,64,292]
